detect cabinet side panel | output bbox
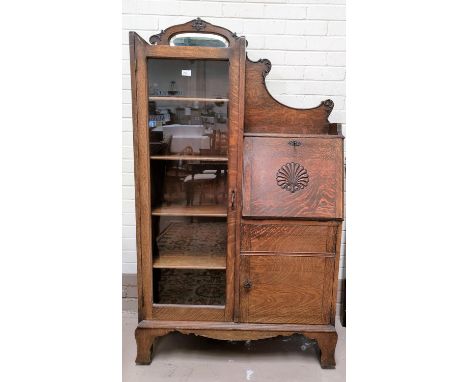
[232,38,247,322]
[132,34,153,320]
[129,32,143,320]
[335,140,344,219]
[330,223,343,324]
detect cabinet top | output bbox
[148,17,245,48]
[130,18,343,137]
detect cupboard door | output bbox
[239,255,335,324]
[243,136,343,219]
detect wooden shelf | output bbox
[154,221,227,270]
[153,255,226,269]
[152,204,227,217]
[149,96,229,102]
[151,155,228,162]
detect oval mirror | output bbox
[169,33,229,48]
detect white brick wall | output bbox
[122,0,346,276]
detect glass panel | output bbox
[148,59,229,98]
[150,158,228,213]
[148,59,229,160]
[154,219,227,270]
[169,33,229,48]
[148,105,228,158]
[148,58,229,307]
[154,269,226,305]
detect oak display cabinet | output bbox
[129,18,344,369]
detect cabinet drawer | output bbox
[239,255,334,324]
[241,221,338,254]
[243,136,343,219]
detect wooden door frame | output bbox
[130,31,246,323]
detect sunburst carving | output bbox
[276,162,309,193]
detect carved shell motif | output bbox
[276,162,309,193]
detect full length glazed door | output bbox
[130,25,246,323]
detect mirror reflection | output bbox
[170,33,229,48]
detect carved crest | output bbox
[276,162,309,193]
[149,29,165,44]
[192,17,207,31]
[320,99,334,114]
[257,59,272,84]
[149,18,243,46]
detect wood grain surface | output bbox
[150,154,228,161]
[152,255,226,269]
[151,204,227,217]
[241,221,338,254]
[223,34,246,321]
[152,304,225,322]
[145,45,231,60]
[131,32,154,320]
[244,57,334,134]
[135,320,338,368]
[243,136,343,219]
[239,255,334,324]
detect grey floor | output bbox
[123,311,345,382]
